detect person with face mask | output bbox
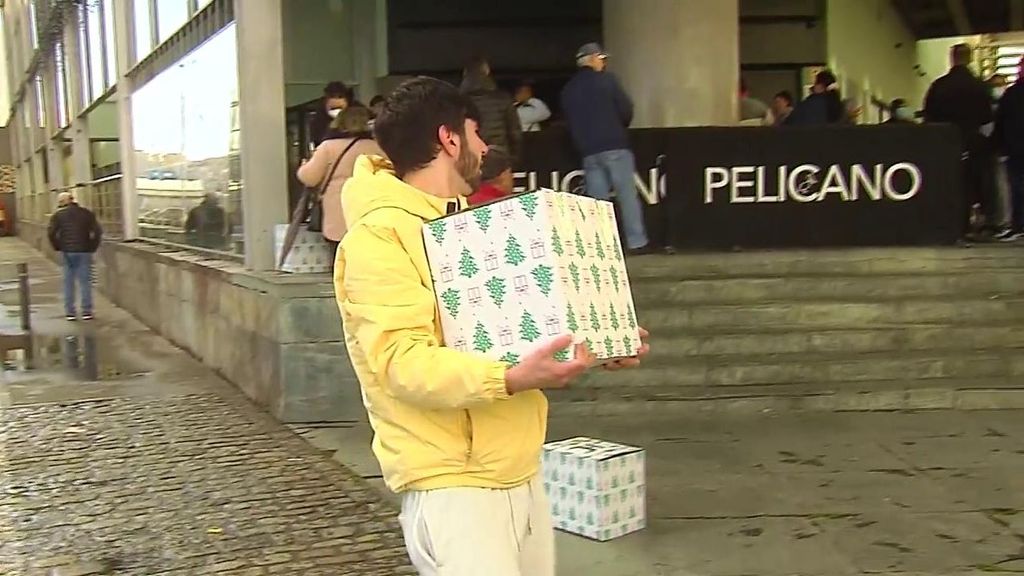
[885,99,916,124]
[311,81,353,145]
[335,77,650,576]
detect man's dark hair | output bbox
[374,77,481,177]
[369,94,385,107]
[481,146,511,182]
[952,43,972,66]
[774,91,794,106]
[464,55,489,78]
[324,81,350,99]
[815,70,837,88]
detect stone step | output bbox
[638,297,1024,333]
[548,377,1024,416]
[650,324,1024,357]
[632,271,1024,306]
[626,246,1024,281]
[580,349,1023,388]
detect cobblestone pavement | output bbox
[0,239,414,576]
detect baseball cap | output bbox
[576,42,608,60]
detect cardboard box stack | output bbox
[542,437,646,541]
[420,189,641,365]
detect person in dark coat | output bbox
[47,192,102,321]
[460,56,523,161]
[185,193,227,250]
[995,58,1024,241]
[924,43,996,238]
[561,42,651,254]
[310,81,354,146]
[785,70,843,126]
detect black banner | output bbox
[518,125,963,249]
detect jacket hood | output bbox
[341,155,461,228]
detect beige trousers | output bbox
[398,475,555,576]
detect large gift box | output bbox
[542,437,647,541]
[420,190,641,364]
[274,224,334,274]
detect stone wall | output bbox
[21,222,362,423]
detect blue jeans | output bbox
[582,149,650,249]
[62,252,93,317]
[1007,157,1024,232]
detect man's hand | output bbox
[505,335,595,395]
[603,327,650,371]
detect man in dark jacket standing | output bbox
[48,193,102,320]
[561,42,650,254]
[924,43,995,238]
[460,57,522,161]
[995,58,1024,241]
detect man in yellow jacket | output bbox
[335,77,649,576]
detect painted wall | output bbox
[826,0,919,118]
[0,17,9,127]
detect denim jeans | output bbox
[582,149,649,250]
[1007,157,1024,232]
[62,252,93,316]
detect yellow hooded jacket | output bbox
[335,156,548,493]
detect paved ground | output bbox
[0,239,414,576]
[5,238,1024,575]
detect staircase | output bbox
[555,246,1024,415]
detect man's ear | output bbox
[437,125,460,158]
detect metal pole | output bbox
[17,262,33,366]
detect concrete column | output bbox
[236,0,289,271]
[112,0,138,239]
[603,0,740,127]
[349,0,387,101]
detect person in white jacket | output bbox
[514,82,551,132]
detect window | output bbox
[134,0,154,62]
[132,23,241,254]
[55,43,69,127]
[87,3,106,102]
[156,0,190,44]
[28,0,38,49]
[78,6,91,106]
[103,0,118,85]
[34,75,45,128]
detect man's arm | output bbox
[47,212,61,251]
[517,99,551,127]
[339,222,511,410]
[923,82,940,123]
[609,74,634,126]
[90,211,103,251]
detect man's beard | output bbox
[455,144,482,194]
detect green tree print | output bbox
[553,348,570,362]
[473,322,494,353]
[569,263,581,292]
[520,311,541,342]
[484,277,507,307]
[622,335,635,356]
[551,228,564,256]
[519,193,539,219]
[472,207,493,232]
[504,235,526,266]
[440,288,461,319]
[426,220,446,244]
[532,265,555,296]
[626,305,637,329]
[499,351,520,366]
[566,304,579,332]
[590,264,602,293]
[585,337,595,353]
[459,248,479,278]
[574,230,586,258]
[609,266,620,294]
[589,303,601,331]
[609,303,620,330]
[604,336,615,356]
[594,232,606,260]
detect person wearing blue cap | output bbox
[561,42,652,255]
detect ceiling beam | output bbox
[946,0,973,35]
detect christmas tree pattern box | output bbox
[421,190,641,365]
[542,437,646,541]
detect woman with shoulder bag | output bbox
[297,105,384,261]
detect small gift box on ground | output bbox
[274,224,334,274]
[420,189,641,365]
[542,436,646,541]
